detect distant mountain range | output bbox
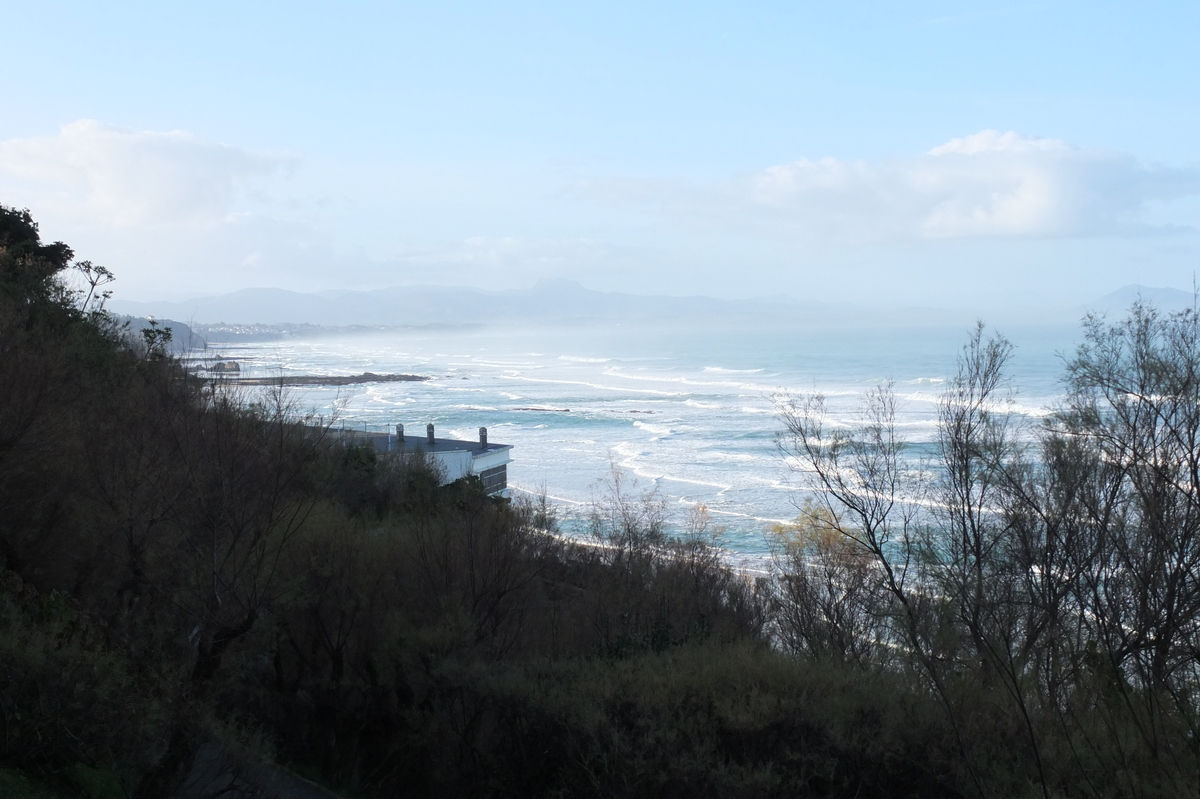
[106,280,1197,330]
[1080,284,1197,315]
[108,279,971,328]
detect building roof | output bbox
[335,429,511,456]
[395,436,513,456]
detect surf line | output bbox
[506,375,684,396]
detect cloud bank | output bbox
[0,120,289,226]
[0,121,322,296]
[1,122,1197,304]
[746,131,1200,240]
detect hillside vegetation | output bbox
[2,204,1199,798]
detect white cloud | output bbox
[2,121,1197,305]
[0,121,320,297]
[0,119,290,226]
[746,131,1200,240]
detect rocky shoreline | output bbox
[226,372,429,386]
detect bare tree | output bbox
[775,382,922,645]
[1017,303,1200,791]
[587,460,669,559]
[769,500,887,664]
[776,327,1045,798]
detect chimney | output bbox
[479,426,488,448]
[396,423,404,442]
[427,423,435,444]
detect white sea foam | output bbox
[605,368,771,392]
[633,421,674,436]
[696,451,759,464]
[610,442,650,462]
[653,473,733,491]
[703,366,765,374]
[508,375,685,396]
[208,317,1071,558]
[690,504,793,525]
[509,484,588,506]
[1006,401,1056,418]
[893,391,942,404]
[886,419,941,429]
[472,359,537,368]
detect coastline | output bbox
[221,372,429,386]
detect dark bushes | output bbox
[777,314,1200,798]
[0,204,776,795]
[7,203,1200,797]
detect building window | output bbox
[478,464,507,494]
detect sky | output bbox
[1,0,1198,309]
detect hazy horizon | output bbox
[104,278,1200,334]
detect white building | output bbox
[342,423,512,496]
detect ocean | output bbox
[201,317,1082,571]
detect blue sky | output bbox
[2,0,1198,308]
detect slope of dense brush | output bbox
[3,204,1199,798]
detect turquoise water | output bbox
[204,317,1081,570]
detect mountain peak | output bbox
[529,278,588,293]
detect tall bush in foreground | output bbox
[777,311,1200,798]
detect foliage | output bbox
[6,201,1200,797]
[777,314,1200,797]
[769,501,885,664]
[0,768,71,799]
